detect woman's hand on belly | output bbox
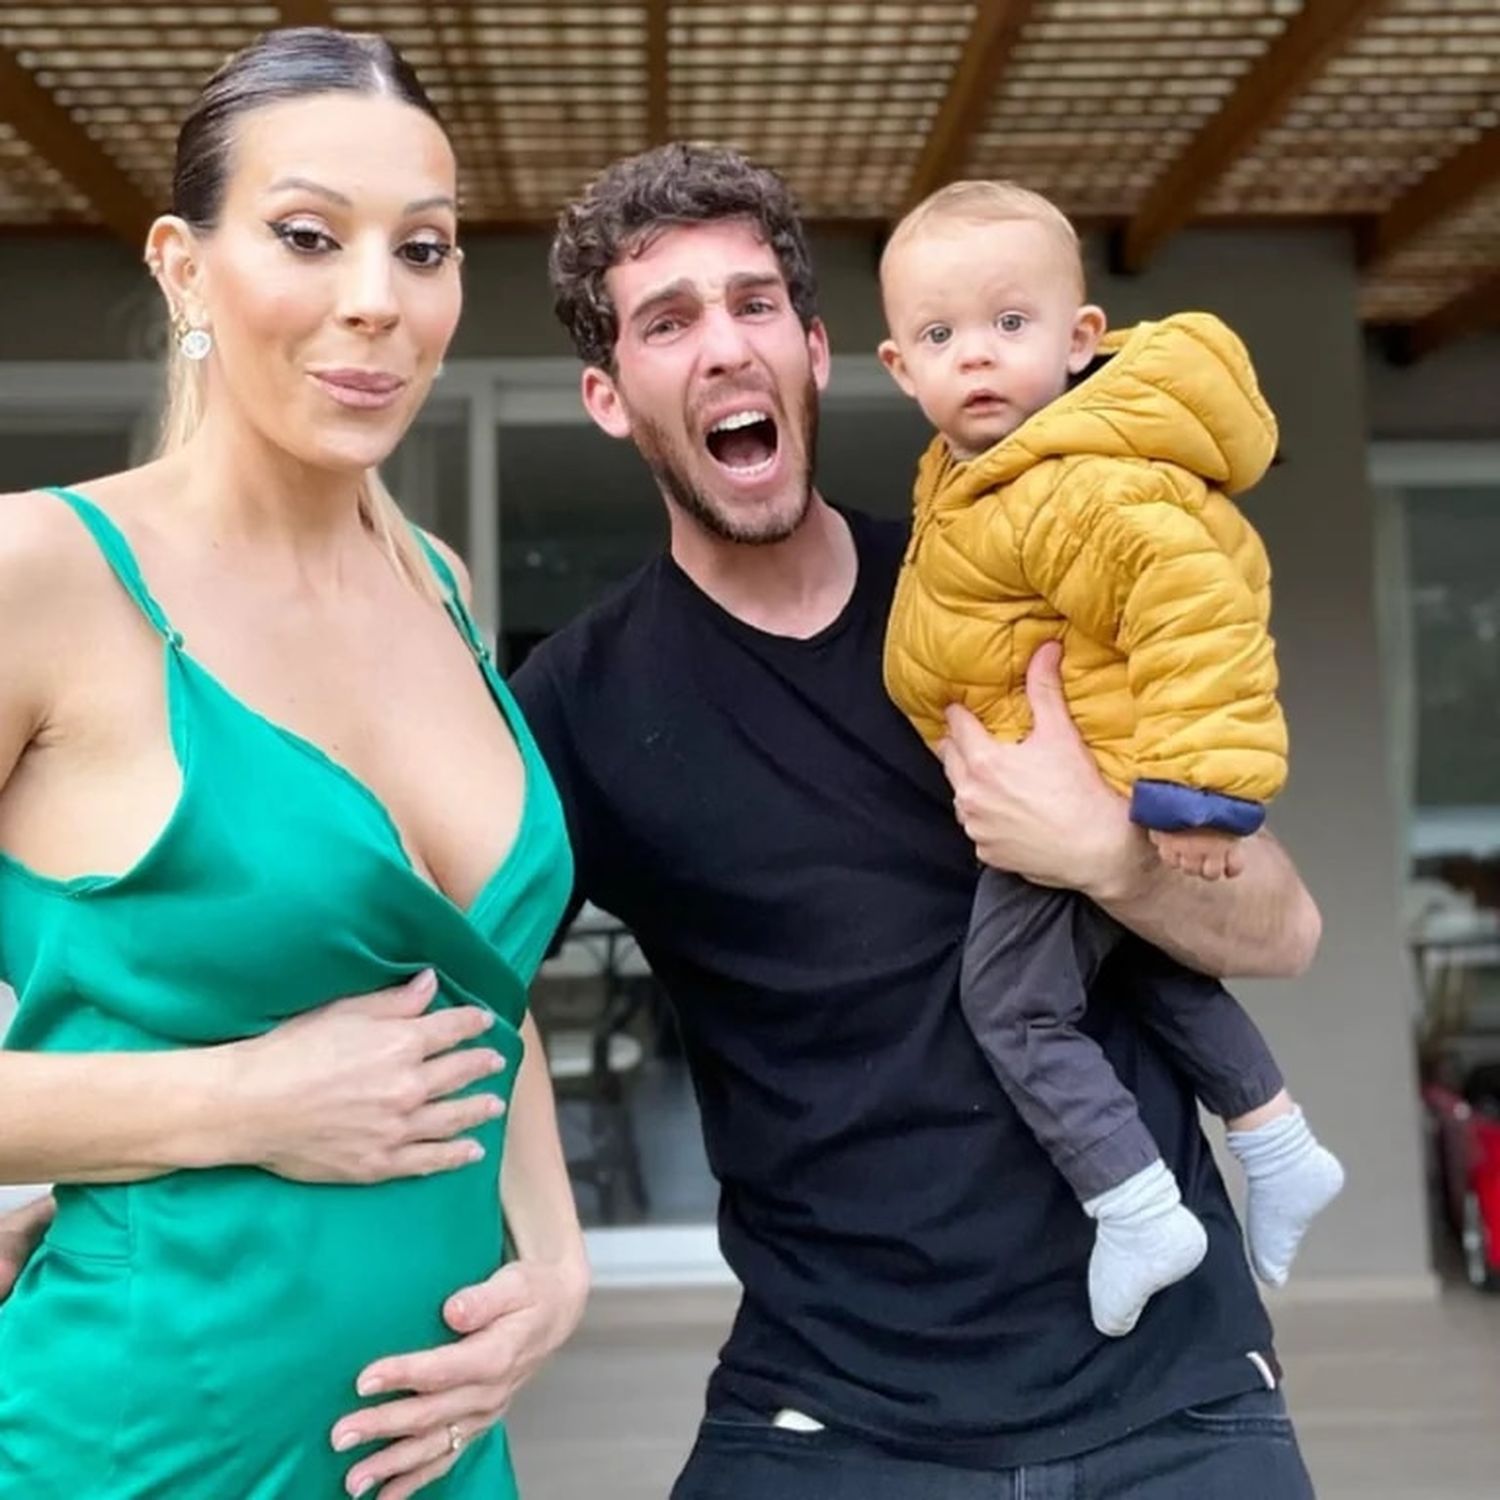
[228,970,508,1183]
[330,1256,589,1499]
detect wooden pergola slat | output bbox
[1359,129,1500,269]
[899,0,1037,214]
[1117,0,1381,273]
[646,0,670,146]
[276,1,336,27]
[0,0,1498,349]
[0,43,153,247]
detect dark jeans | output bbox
[961,871,1286,1201]
[670,1388,1315,1498]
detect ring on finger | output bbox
[447,1422,465,1455]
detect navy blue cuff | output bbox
[1131,780,1266,836]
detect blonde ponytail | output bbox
[154,342,448,607]
[155,342,207,459]
[358,470,445,604]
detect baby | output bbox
[878,180,1344,1337]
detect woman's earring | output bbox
[171,308,212,361]
[180,325,213,361]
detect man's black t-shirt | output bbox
[511,507,1277,1466]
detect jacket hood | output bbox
[917,311,1278,508]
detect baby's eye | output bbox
[997,313,1027,334]
[923,325,952,346]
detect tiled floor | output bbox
[509,1281,1500,1500]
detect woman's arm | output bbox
[0,1046,249,1183]
[0,500,505,1190]
[0,500,220,1185]
[0,975,507,1186]
[501,1012,591,1290]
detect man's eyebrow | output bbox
[630,271,786,324]
[630,278,699,323]
[726,271,784,295]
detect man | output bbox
[516,142,1322,1496]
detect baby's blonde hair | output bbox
[882,180,1085,301]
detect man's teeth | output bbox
[709,410,770,434]
[728,454,776,477]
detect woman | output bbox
[0,27,585,1500]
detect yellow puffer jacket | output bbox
[883,311,1288,818]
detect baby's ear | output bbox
[878,338,917,398]
[1068,305,1108,374]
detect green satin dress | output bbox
[0,487,573,1497]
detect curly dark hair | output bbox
[549,143,820,371]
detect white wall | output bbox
[1365,333,1500,441]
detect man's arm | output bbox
[1089,824,1320,979]
[937,644,1321,980]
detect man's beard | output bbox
[628,373,820,546]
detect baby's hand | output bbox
[1149,828,1245,881]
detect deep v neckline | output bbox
[183,649,535,920]
[47,485,533,922]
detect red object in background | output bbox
[1424,1062,1500,1292]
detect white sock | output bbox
[1083,1160,1209,1338]
[1227,1107,1345,1288]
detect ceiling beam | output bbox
[276,1,337,25]
[646,0,670,145]
[1359,128,1500,268]
[899,0,1038,213]
[0,44,155,248]
[1390,268,1500,363]
[1117,0,1381,273]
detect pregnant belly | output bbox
[3,1118,505,1487]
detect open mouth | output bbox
[704,407,780,479]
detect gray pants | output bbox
[961,869,1285,1202]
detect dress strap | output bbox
[44,486,183,647]
[413,528,491,661]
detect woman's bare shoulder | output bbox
[0,489,114,731]
[0,476,150,627]
[0,489,95,601]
